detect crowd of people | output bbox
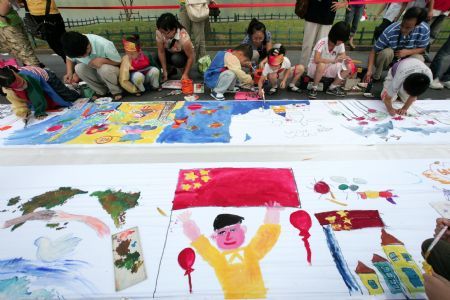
[0,1,448,120]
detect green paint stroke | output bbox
[114,239,143,273]
[90,189,140,228]
[7,196,20,206]
[12,187,88,231]
[46,223,60,228]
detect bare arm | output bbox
[64,59,75,83]
[0,0,11,16]
[157,39,168,81]
[427,0,434,21]
[397,96,416,115]
[182,41,195,80]
[364,48,376,83]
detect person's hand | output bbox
[435,218,450,242]
[387,107,397,116]
[427,10,433,22]
[258,88,264,98]
[331,1,348,12]
[72,73,80,83]
[181,73,190,81]
[397,107,408,115]
[63,73,74,84]
[395,49,409,58]
[364,71,372,83]
[162,70,168,82]
[280,80,287,89]
[423,272,450,300]
[88,58,105,69]
[178,211,201,241]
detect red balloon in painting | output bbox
[290,210,312,234]
[178,247,196,272]
[314,181,330,194]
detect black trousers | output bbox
[45,69,80,101]
[31,13,66,62]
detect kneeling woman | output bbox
[156,13,195,81]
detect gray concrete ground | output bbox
[1,50,449,104]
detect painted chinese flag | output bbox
[315,210,384,231]
[172,168,300,210]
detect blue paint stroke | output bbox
[244,133,251,141]
[343,121,394,139]
[120,133,143,142]
[0,258,96,296]
[372,259,406,295]
[322,225,362,295]
[398,126,450,136]
[5,102,120,145]
[0,276,59,299]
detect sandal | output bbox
[112,93,123,101]
[268,87,278,95]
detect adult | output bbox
[61,32,123,100]
[373,2,408,43]
[406,0,434,20]
[18,0,66,62]
[425,0,449,62]
[344,4,365,50]
[179,0,216,60]
[429,34,450,89]
[365,7,429,82]
[299,0,347,67]
[242,18,273,68]
[0,0,41,66]
[156,13,195,81]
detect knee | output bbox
[222,70,236,79]
[132,71,145,82]
[267,73,277,80]
[316,63,327,71]
[148,68,160,77]
[171,53,187,68]
[379,48,394,59]
[74,63,87,74]
[294,64,305,75]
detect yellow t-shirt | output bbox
[192,224,281,299]
[22,0,59,16]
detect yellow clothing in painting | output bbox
[192,224,281,299]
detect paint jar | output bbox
[181,79,194,95]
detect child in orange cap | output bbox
[257,44,304,97]
[119,34,161,96]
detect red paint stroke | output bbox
[355,261,376,274]
[290,210,312,265]
[426,120,436,125]
[369,117,379,122]
[357,190,398,204]
[381,229,404,245]
[187,104,202,110]
[86,124,109,135]
[200,109,218,115]
[47,125,63,132]
[358,121,369,125]
[0,125,12,131]
[314,181,330,194]
[393,116,404,121]
[178,248,196,293]
[172,116,189,128]
[354,116,365,121]
[315,210,384,231]
[172,168,300,210]
[118,229,136,241]
[368,109,377,113]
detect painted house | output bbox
[381,229,424,294]
[372,254,404,295]
[355,261,384,295]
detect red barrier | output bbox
[58,0,411,10]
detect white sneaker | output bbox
[443,81,450,89]
[430,78,444,90]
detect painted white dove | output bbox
[34,234,82,262]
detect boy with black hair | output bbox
[257,44,305,96]
[61,31,123,100]
[205,44,254,100]
[178,203,282,299]
[380,57,432,116]
[307,21,352,99]
[365,7,430,82]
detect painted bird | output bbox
[35,234,81,262]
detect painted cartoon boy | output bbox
[178,203,282,299]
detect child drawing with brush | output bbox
[257,44,305,97]
[0,67,72,121]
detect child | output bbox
[257,44,305,96]
[205,44,254,101]
[307,21,351,99]
[0,67,72,120]
[61,31,123,100]
[242,18,273,68]
[380,57,432,116]
[119,35,161,96]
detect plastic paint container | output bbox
[181,79,194,95]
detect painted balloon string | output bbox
[290,210,313,265]
[178,248,196,293]
[314,181,347,206]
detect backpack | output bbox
[185,0,210,22]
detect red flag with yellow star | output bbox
[314,210,384,231]
[172,168,300,210]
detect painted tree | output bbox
[118,0,134,21]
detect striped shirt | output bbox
[19,66,49,81]
[374,21,430,52]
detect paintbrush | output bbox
[424,225,448,259]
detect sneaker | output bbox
[289,85,302,93]
[268,87,278,95]
[227,86,240,93]
[308,88,318,99]
[326,86,346,97]
[430,78,444,90]
[210,92,225,100]
[443,81,450,89]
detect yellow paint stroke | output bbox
[184,171,199,181]
[199,169,209,176]
[326,198,348,206]
[182,184,192,191]
[201,175,211,183]
[157,207,167,217]
[358,273,384,295]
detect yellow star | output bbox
[342,218,352,225]
[332,224,342,230]
[201,175,211,183]
[336,210,348,218]
[182,184,192,191]
[343,225,352,230]
[193,182,202,189]
[184,172,198,181]
[200,169,209,176]
[325,216,337,224]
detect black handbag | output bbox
[22,0,54,40]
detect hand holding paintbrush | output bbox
[424,218,450,260]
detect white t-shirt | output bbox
[262,57,292,76]
[386,57,432,98]
[383,3,403,22]
[309,37,345,66]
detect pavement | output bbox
[1,50,449,104]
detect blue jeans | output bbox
[430,34,450,82]
[344,5,364,36]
